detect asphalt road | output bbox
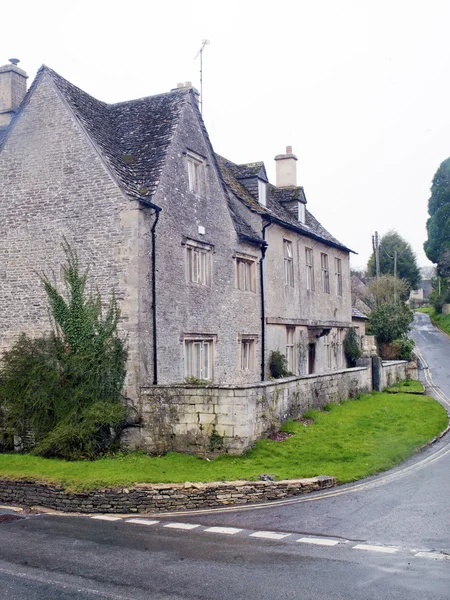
[1,512,449,600]
[1,312,449,599]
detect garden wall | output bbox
[0,476,337,513]
[375,359,418,391]
[134,366,373,455]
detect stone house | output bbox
[409,279,432,305]
[0,59,356,451]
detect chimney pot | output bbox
[286,145,293,154]
[185,81,192,87]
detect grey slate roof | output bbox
[0,127,7,147]
[222,159,268,182]
[351,307,369,320]
[217,155,354,253]
[0,65,354,255]
[271,185,307,204]
[1,66,189,199]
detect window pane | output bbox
[187,248,192,280]
[193,342,201,379]
[185,339,213,380]
[237,259,255,292]
[305,248,314,291]
[201,251,207,285]
[203,342,210,379]
[284,242,294,287]
[298,202,305,223]
[321,253,329,293]
[335,258,342,296]
[188,158,201,194]
[284,241,293,258]
[187,245,211,286]
[242,342,248,370]
[185,343,191,377]
[258,180,267,207]
[188,161,194,191]
[193,250,199,282]
[242,262,247,290]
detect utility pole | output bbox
[194,39,210,115]
[393,250,398,303]
[372,232,380,305]
[372,231,380,279]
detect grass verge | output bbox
[386,379,425,394]
[416,307,450,336]
[0,392,447,492]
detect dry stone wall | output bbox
[0,476,336,513]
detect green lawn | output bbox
[416,307,450,336]
[0,392,447,492]
[386,379,425,394]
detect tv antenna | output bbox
[194,39,210,114]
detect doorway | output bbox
[308,343,316,374]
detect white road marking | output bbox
[297,537,340,546]
[249,531,291,540]
[77,515,450,560]
[204,526,242,535]
[353,544,399,553]
[163,522,200,530]
[125,518,159,526]
[414,551,450,560]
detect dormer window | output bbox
[298,202,306,224]
[258,179,267,207]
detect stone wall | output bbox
[379,360,418,390]
[0,476,336,513]
[139,97,263,388]
[136,366,372,454]
[0,72,142,402]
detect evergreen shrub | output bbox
[269,350,292,379]
[343,328,361,366]
[0,242,127,459]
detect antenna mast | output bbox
[195,39,210,114]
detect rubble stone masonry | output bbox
[0,476,337,513]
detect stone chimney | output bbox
[0,59,28,127]
[274,145,298,188]
[171,81,200,106]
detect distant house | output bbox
[410,279,432,304]
[0,59,356,451]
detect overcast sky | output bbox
[4,0,450,269]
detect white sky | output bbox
[4,0,450,269]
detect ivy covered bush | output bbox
[0,243,127,460]
[269,350,293,379]
[343,328,361,367]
